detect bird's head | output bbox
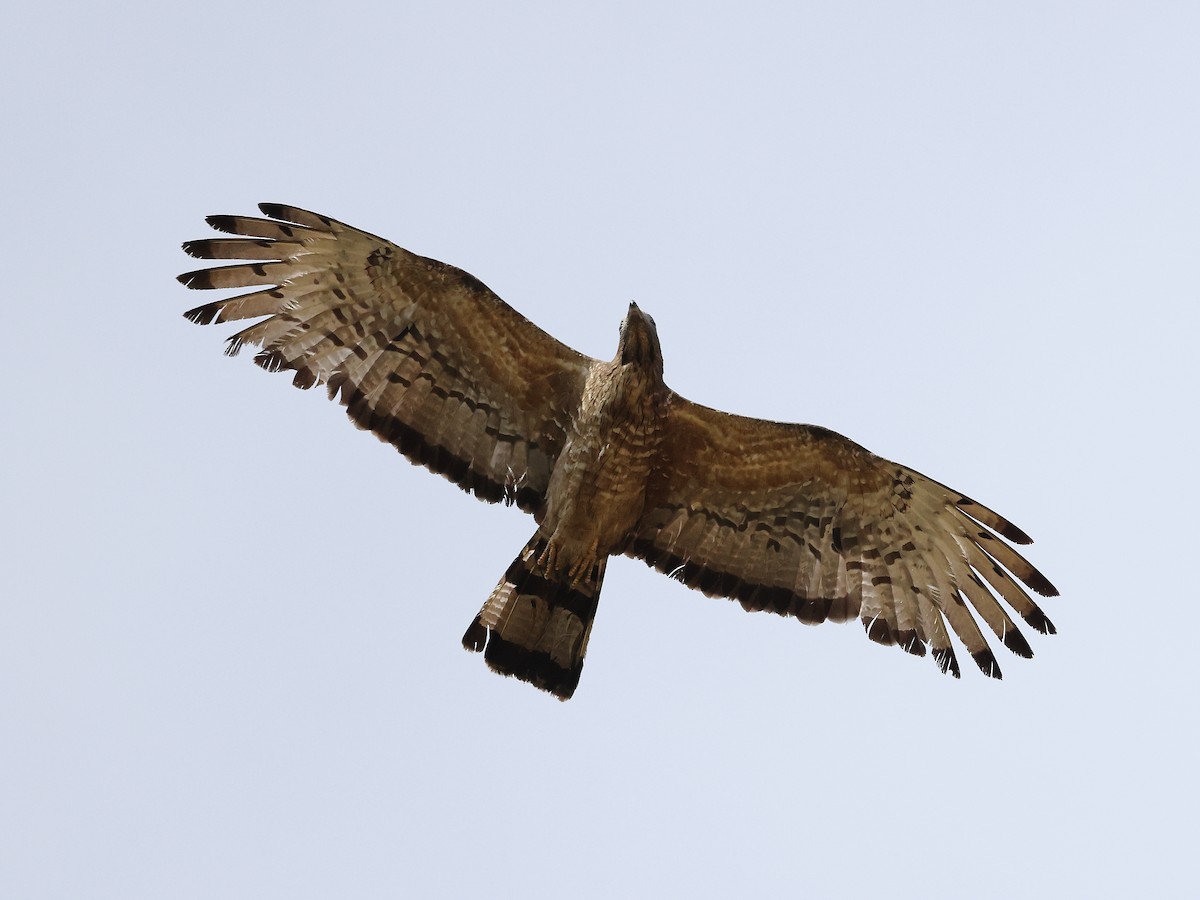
[617,301,663,374]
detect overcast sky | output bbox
[2,2,1196,898]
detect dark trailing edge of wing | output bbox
[627,535,1036,679]
[628,537,844,626]
[328,370,544,512]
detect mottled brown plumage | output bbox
[180,203,1059,699]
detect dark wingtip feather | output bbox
[1023,607,1057,636]
[1025,568,1059,598]
[933,646,961,678]
[291,366,319,390]
[253,348,289,373]
[326,371,348,402]
[1000,524,1033,545]
[183,302,221,325]
[205,214,239,234]
[897,630,926,657]
[972,649,1003,679]
[258,202,332,230]
[863,616,896,646]
[177,269,211,289]
[1002,627,1034,659]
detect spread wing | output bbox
[628,395,1059,678]
[179,203,592,512]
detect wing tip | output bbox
[898,630,926,658]
[257,201,289,219]
[253,347,289,373]
[1022,607,1057,636]
[1000,523,1034,545]
[1026,570,1060,598]
[933,646,961,679]
[204,214,240,234]
[1002,627,1034,659]
[183,302,221,325]
[955,495,1034,544]
[972,648,1003,679]
[862,616,896,646]
[177,268,209,289]
[257,202,332,230]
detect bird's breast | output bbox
[539,365,667,567]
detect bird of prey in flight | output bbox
[180,203,1058,699]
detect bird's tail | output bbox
[462,535,606,700]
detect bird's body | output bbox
[544,315,667,574]
[459,307,670,695]
[180,203,1058,699]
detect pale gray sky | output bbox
[2,2,1196,897]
